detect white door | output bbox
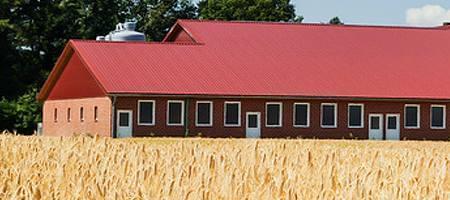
[385,114,400,140]
[246,112,261,138]
[117,110,132,138]
[369,114,383,140]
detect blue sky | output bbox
[292,0,450,26]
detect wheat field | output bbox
[0,134,448,199]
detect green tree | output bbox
[0,0,131,133]
[0,88,41,134]
[0,0,199,133]
[329,16,343,25]
[198,0,300,22]
[133,0,197,41]
[1,0,305,133]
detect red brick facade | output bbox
[43,97,111,137]
[114,97,450,140]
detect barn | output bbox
[37,20,450,140]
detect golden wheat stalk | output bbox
[0,134,448,199]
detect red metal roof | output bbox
[40,20,450,100]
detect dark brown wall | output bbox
[115,97,450,140]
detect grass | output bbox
[0,134,448,199]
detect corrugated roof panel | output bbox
[69,20,450,100]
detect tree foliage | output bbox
[0,0,198,133]
[198,0,301,22]
[329,16,344,25]
[0,88,42,133]
[134,0,197,41]
[0,0,302,133]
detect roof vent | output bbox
[97,21,145,42]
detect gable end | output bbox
[163,23,197,43]
[37,42,107,101]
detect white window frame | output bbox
[321,103,338,128]
[196,101,213,127]
[224,101,241,127]
[430,105,446,129]
[137,100,156,126]
[404,104,420,129]
[293,103,310,128]
[167,100,184,126]
[348,103,364,128]
[265,102,283,127]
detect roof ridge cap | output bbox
[70,39,204,46]
[177,19,444,31]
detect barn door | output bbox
[246,112,261,138]
[117,110,132,138]
[368,114,383,140]
[385,114,400,140]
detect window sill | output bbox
[404,126,420,129]
[348,126,364,129]
[138,123,155,126]
[294,125,309,128]
[321,125,337,129]
[431,127,445,130]
[224,124,241,127]
[196,124,213,127]
[167,124,184,127]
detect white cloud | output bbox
[406,5,450,26]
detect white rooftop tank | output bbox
[97,22,145,41]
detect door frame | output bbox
[246,112,261,138]
[116,109,133,138]
[368,114,383,140]
[385,113,400,140]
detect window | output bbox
[266,102,282,127]
[138,100,155,125]
[387,116,397,130]
[94,106,98,122]
[119,112,129,127]
[321,103,337,128]
[196,101,213,126]
[80,107,84,122]
[248,114,258,128]
[431,105,445,129]
[224,102,241,126]
[67,108,71,122]
[54,108,58,122]
[167,100,184,126]
[404,104,420,128]
[370,116,380,129]
[293,103,309,127]
[348,104,364,128]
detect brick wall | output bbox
[115,97,450,140]
[43,97,111,136]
